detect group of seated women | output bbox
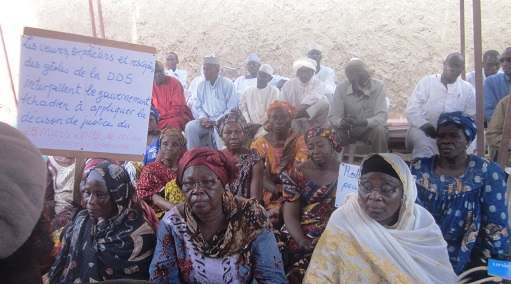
[43,106,508,284]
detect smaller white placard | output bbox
[335,163,361,207]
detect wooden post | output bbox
[88,0,97,37]
[472,0,484,156]
[97,0,106,39]
[73,158,86,205]
[460,0,466,79]
[497,94,511,167]
[0,25,18,107]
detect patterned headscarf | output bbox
[49,162,155,283]
[437,111,477,143]
[150,107,160,121]
[177,149,269,261]
[267,100,296,119]
[305,127,343,152]
[216,108,248,135]
[159,127,186,147]
[177,148,237,187]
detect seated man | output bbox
[406,52,475,158]
[164,52,188,90]
[307,48,336,98]
[466,49,500,88]
[234,53,261,97]
[487,94,511,165]
[328,58,388,153]
[185,55,238,149]
[484,47,511,121]
[239,64,280,137]
[151,61,192,130]
[280,57,329,134]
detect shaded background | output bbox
[1,0,510,122]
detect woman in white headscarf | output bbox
[303,153,458,284]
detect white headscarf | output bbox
[305,153,458,284]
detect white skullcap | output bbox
[246,53,261,63]
[258,64,274,76]
[0,122,46,258]
[293,57,317,73]
[203,55,220,65]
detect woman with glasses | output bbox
[304,154,457,284]
[149,148,287,284]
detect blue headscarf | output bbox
[437,111,477,143]
[150,107,160,121]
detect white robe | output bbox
[304,153,458,284]
[406,74,475,158]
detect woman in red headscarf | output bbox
[250,101,308,228]
[149,148,287,283]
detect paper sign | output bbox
[335,163,361,207]
[488,259,511,280]
[17,28,156,159]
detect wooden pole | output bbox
[460,0,466,79]
[472,0,484,156]
[97,0,106,38]
[72,158,86,205]
[497,94,511,166]
[0,25,18,107]
[88,0,97,37]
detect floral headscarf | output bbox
[48,162,155,283]
[437,111,477,143]
[216,108,248,136]
[305,127,343,152]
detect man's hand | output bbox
[352,118,368,127]
[199,118,214,128]
[342,116,367,128]
[295,104,310,119]
[420,123,437,138]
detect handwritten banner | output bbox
[17,28,155,159]
[335,163,361,207]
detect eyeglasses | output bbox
[181,178,219,193]
[358,181,401,198]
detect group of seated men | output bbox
[153,46,511,162]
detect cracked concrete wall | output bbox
[34,0,511,116]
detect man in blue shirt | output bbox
[185,56,238,149]
[484,47,511,121]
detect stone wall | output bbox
[29,0,511,116]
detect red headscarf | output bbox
[177,148,237,186]
[266,100,295,118]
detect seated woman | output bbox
[137,128,187,217]
[149,148,288,283]
[250,101,308,227]
[218,109,264,201]
[411,112,509,276]
[280,127,342,282]
[48,162,156,283]
[304,154,458,283]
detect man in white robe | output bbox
[307,48,337,99]
[233,53,260,98]
[406,53,476,158]
[239,64,280,137]
[280,58,330,133]
[165,52,188,89]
